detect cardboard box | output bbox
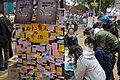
[8,55,19,80]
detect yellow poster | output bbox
[55,26,63,35]
[21,24,49,43]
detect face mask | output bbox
[68,33,74,37]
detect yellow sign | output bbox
[21,24,49,43]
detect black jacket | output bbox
[103,21,119,38]
[94,47,112,80]
[0,17,9,44]
[64,34,78,48]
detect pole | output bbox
[93,0,96,24]
[99,0,101,11]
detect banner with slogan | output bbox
[37,0,58,24]
[16,23,65,79]
[15,0,33,23]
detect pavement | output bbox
[0,40,16,80]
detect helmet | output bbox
[100,15,110,23]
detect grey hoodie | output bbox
[74,50,106,80]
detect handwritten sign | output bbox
[16,24,64,79]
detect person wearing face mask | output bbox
[64,28,80,61]
[69,44,106,80]
[64,28,80,79]
[64,28,79,48]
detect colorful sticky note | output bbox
[22,54,26,59]
[18,58,22,64]
[23,60,28,66]
[56,67,62,76]
[18,39,23,44]
[36,45,45,52]
[52,43,58,56]
[58,44,64,52]
[50,63,55,70]
[45,65,50,70]
[48,25,54,32]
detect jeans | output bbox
[0,42,9,68]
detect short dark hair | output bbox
[84,37,96,46]
[69,45,83,67]
[83,27,93,36]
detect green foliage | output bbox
[90,2,98,8]
[77,0,115,13]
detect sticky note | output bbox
[57,40,64,44]
[26,46,31,53]
[52,43,58,56]
[18,58,22,64]
[22,54,26,59]
[23,60,28,66]
[45,65,50,70]
[36,45,45,52]
[27,55,31,63]
[50,63,55,70]
[56,67,62,76]
[34,53,40,57]
[58,44,64,52]
[48,25,54,32]
[18,39,23,44]
[21,47,26,52]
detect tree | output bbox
[77,0,115,14]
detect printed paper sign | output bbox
[15,0,33,23]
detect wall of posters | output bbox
[37,0,57,24]
[14,0,33,23]
[16,24,65,79]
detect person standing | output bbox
[0,14,9,70]
[64,28,79,60]
[69,44,106,80]
[3,15,13,58]
[85,37,113,80]
[84,27,120,79]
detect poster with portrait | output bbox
[14,0,33,23]
[37,0,58,24]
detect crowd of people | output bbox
[0,13,14,71]
[64,15,120,80]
